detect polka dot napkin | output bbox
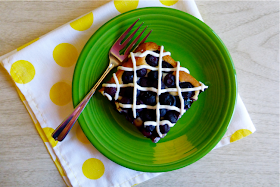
[0,0,256,187]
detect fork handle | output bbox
[52,63,115,141]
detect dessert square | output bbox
[100,42,207,143]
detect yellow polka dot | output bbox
[43,127,58,147]
[230,129,252,143]
[49,82,72,106]
[53,43,78,67]
[82,158,105,180]
[70,12,94,31]
[159,0,178,6]
[10,60,35,84]
[55,158,66,176]
[17,38,40,51]
[76,124,90,144]
[114,0,139,13]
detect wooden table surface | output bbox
[0,1,279,186]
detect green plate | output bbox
[72,7,237,172]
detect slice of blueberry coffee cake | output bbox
[99,42,208,143]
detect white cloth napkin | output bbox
[0,0,256,186]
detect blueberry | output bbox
[180,82,193,88]
[137,68,147,77]
[120,97,132,104]
[160,124,170,134]
[141,129,152,137]
[119,88,125,96]
[145,54,158,67]
[104,87,116,97]
[151,80,165,89]
[165,111,179,123]
[122,71,134,83]
[164,73,176,88]
[162,61,173,68]
[119,108,129,114]
[180,82,194,98]
[184,98,193,109]
[162,61,173,73]
[145,125,155,132]
[160,109,167,117]
[141,109,156,121]
[139,77,150,87]
[141,91,157,106]
[175,97,192,109]
[148,71,158,80]
[121,87,140,98]
[152,129,160,137]
[126,109,142,121]
[175,96,181,108]
[159,93,176,106]
[125,110,134,122]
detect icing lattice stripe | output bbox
[118,65,190,74]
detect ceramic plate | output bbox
[72,7,237,172]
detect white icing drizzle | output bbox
[113,73,120,100]
[131,52,138,118]
[199,81,208,91]
[119,104,182,113]
[175,61,185,116]
[104,93,112,101]
[118,65,190,74]
[133,50,171,58]
[103,82,204,93]
[155,46,164,137]
[102,46,208,138]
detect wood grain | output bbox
[0,1,279,187]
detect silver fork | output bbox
[52,19,152,141]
